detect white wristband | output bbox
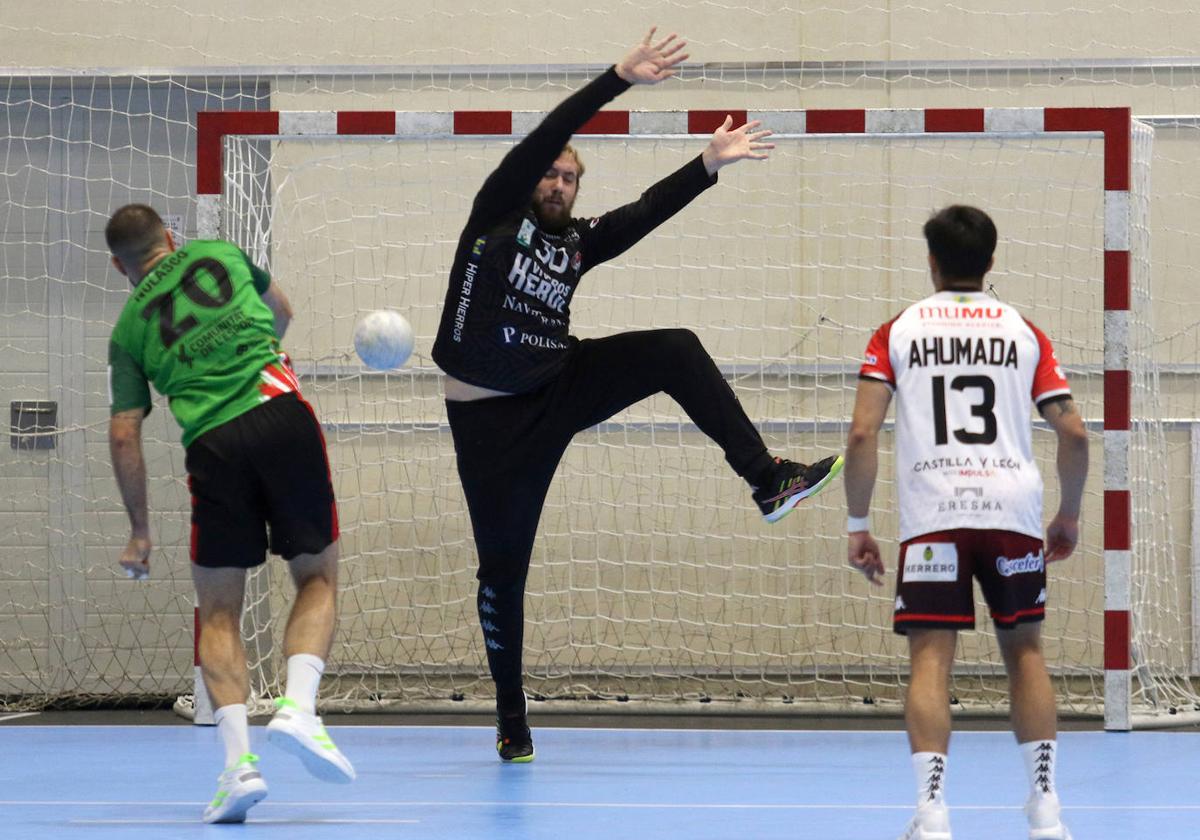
[847,515,870,533]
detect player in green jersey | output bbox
[106,204,355,823]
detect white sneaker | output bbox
[202,753,268,824]
[898,802,952,840]
[1027,793,1073,840]
[266,697,356,783]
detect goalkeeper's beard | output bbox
[532,192,574,233]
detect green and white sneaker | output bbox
[266,697,356,783]
[202,753,267,824]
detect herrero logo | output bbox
[507,254,571,313]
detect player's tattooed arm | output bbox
[110,408,152,579]
[1038,396,1079,421]
[844,379,892,585]
[1039,396,1088,560]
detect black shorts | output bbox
[184,392,339,568]
[893,529,1046,635]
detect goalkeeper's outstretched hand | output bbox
[702,116,775,176]
[616,27,688,85]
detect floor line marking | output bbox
[70,819,420,825]
[9,723,1189,737]
[0,712,41,723]
[12,801,1200,811]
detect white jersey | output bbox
[859,290,1071,542]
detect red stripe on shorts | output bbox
[990,606,1046,623]
[894,613,975,624]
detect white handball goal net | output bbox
[185,107,1196,729]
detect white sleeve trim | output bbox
[1034,387,1072,406]
[860,371,896,392]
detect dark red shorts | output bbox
[893,529,1046,635]
[184,393,339,568]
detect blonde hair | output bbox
[561,143,585,179]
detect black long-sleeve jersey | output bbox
[431,66,717,394]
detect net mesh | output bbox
[0,52,1196,723]
[199,121,1185,716]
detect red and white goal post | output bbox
[177,105,1197,731]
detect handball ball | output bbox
[353,310,414,370]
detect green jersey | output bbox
[108,239,290,448]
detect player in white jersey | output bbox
[842,206,1088,840]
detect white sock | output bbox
[284,653,325,714]
[214,703,251,769]
[1020,739,1057,798]
[912,751,948,805]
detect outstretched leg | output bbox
[557,329,843,519]
[282,541,339,669]
[265,540,356,784]
[559,329,773,478]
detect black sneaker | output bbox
[496,693,535,763]
[752,455,845,523]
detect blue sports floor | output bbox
[1,723,1197,839]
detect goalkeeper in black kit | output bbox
[431,27,844,762]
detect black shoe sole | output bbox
[496,742,535,763]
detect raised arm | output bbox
[578,116,774,271]
[1039,397,1088,561]
[469,28,687,228]
[701,115,775,177]
[844,378,893,586]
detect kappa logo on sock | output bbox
[926,755,946,801]
[1035,746,1054,792]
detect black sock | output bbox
[496,687,526,718]
[477,576,527,711]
